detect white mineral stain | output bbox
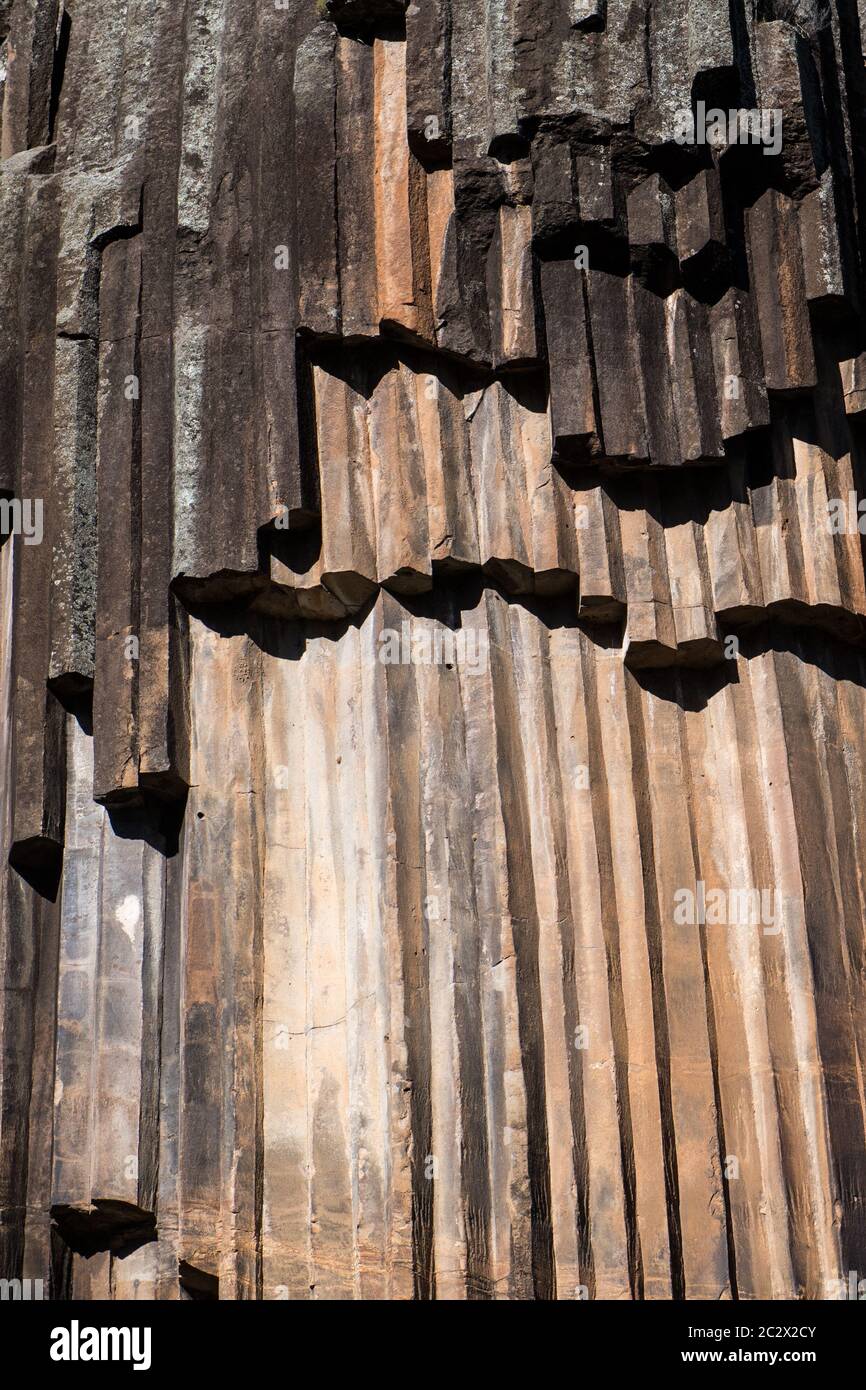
[115,894,141,942]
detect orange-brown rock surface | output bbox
[2,0,866,1299]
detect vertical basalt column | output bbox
[51,715,163,1257]
[8,169,64,888]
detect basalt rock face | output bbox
[2,0,866,1302]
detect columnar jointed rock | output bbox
[2,0,866,1299]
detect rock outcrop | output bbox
[2,0,866,1299]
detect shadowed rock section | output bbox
[2,0,866,1299]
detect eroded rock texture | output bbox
[3,0,866,1299]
